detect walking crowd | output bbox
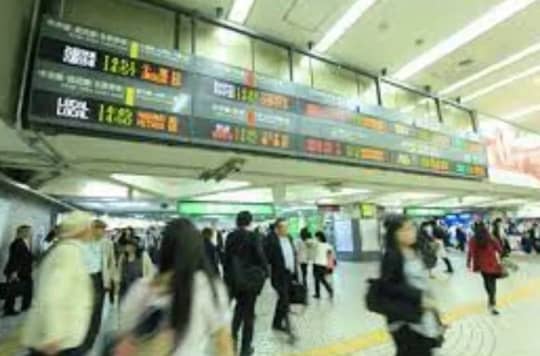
[1,210,336,356]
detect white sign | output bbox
[56,97,90,120]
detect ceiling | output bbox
[162,0,540,133]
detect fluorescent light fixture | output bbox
[463,64,540,102]
[503,104,540,121]
[313,0,378,53]
[394,0,536,80]
[440,41,540,95]
[228,0,255,24]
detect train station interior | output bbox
[2,0,540,355]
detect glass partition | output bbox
[177,14,192,54]
[195,21,252,70]
[253,40,289,80]
[380,81,439,127]
[441,101,474,136]
[291,52,312,87]
[311,59,357,98]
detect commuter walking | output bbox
[80,219,116,351]
[224,211,267,356]
[375,215,444,356]
[468,221,503,315]
[492,218,511,257]
[3,225,34,316]
[296,228,312,288]
[456,226,467,252]
[312,231,334,300]
[265,218,297,342]
[22,211,95,355]
[432,221,453,274]
[116,235,154,300]
[203,227,221,276]
[114,218,234,356]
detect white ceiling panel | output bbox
[328,0,498,73]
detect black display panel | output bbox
[26,17,488,179]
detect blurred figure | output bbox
[40,226,59,255]
[431,221,453,274]
[455,226,467,252]
[380,215,444,356]
[3,225,34,316]
[468,221,503,315]
[312,231,334,300]
[114,218,233,356]
[116,236,154,300]
[202,227,221,276]
[492,218,511,257]
[80,219,116,351]
[22,211,94,355]
[224,211,267,356]
[296,228,313,289]
[417,222,438,278]
[265,218,297,342]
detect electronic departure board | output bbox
[27,17,488,179]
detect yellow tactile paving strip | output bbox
[287,279,540,356]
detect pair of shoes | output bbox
[240,346,254,356]
[287,332,298,345]
[312,294,321,299]
[272,325,288,333]
[490,308,500,316]
[3,310,19,317]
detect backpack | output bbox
[232,255,266,295]
[231,235,267,295]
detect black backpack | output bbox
[231,235,267,295]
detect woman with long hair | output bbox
[468,221,503,315]
[380,215,444,356]
[114,218,233,356]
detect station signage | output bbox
[27,17,488,179]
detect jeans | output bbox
[313,265,333,298]
[391,326,435,356]
[481,272,497,307]
[232,292,257,355]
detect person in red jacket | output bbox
[467,221,503,315]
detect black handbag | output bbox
[289,279,307,305]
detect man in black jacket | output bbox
[224,211,267,356]
[3,225,34,316]
[265,218,297,340]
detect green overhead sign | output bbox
[177,201,275,216]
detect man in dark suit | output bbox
[224,211,268,356]
[265,218,297,341]
[3,225,34,316]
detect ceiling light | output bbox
[394,0,536,80]
[463,64,540,102]
[440,41,540,95]
[228,0,255,24]
[313,0,378,53]
[503,104,540,120]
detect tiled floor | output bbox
[2,252,540,356]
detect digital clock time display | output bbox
[39,37,183,88]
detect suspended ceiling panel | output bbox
[412,2,540,92]
[328,0,498,73]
